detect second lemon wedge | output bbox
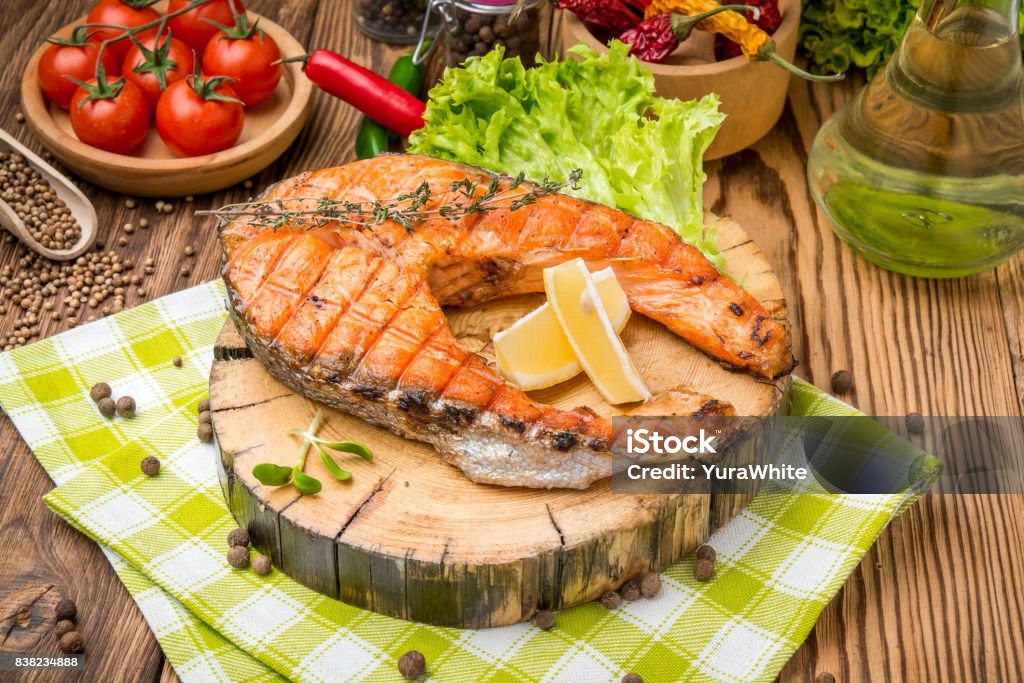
[494,268,630,391]
[544,259,651,405]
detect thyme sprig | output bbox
[199,168,584,233]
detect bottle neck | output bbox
[889,0,1022,111]
[920,0,1019,35]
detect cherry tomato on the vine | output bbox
[85,0,160,61]
[122,30,195,109]
[202,13,281,107]
[70,74,150,154]
[167,0,246,53]
[156,74,244,157]
[38,27,121,109]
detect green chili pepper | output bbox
[355,52,426,160]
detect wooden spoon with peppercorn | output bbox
[0,127,97,261]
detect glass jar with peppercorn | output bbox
[414,0,543,87]
[354,0,429,44]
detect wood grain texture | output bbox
[0,0,1020,680]
[209,216,788,627]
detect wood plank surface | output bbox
[0,1,1021,681]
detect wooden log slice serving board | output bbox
[210,214,791,628]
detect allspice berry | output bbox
[397,650,426,681]
[815,673,836,683]
[116,395,136,418]
[640,572,662,598]
[227,527,250,548]
[55,619,76,638]
[621,580,641,601]
[198,410,212,425]
[89,382,111,403]
[534,609,555,631]
[197,399,210,413]
[227,545,249,569]
[600,590,621,610]
[830,370,853,394]
[197,422,214,443]
[141,456,160,477]
[906,412,925,435]
[696,544,716,563]
[694,558,715,582]
[55,598,76,622]
[58,631,84,654]
[97,397,116,418]
[252,554,272,576]
[172,356,183,367]
[622,674,644,683]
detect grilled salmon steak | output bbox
[220,155,793,489]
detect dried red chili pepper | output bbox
[619,5,757,62]
[555,0,647,37]
[713,0,781,60]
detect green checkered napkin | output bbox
[0,282,938,683]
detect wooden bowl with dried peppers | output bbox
[558,0,832,159]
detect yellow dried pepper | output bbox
[645,0,845,82]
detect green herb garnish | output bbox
[251,409,372,495]
[198,170,583,233]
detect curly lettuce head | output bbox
[408,42,726,265]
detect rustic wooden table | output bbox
[1,1,1022,681]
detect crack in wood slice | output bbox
[210,215,790,627]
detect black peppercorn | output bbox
[227,527,250,548]
[694,558,715,582]
[906,412,925,435]
[252,554,272,576]
[535,609,555,630]
[197,422,214,443]
[622,674,644,683]
[97,397,116,418]
[640,572,662,598]
[140,456,160,477]
[600,590,621,610]
[830,370,853,394]
[58,631,84,654]
[55,598,76,622]
[89,382,111,403]
[621,579,641,601]
[227,545,249,569]
[55,619,76,638]
[116,395,136,418]
[696,544,716,563]
[397,650,426,681]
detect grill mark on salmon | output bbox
[221,155,793,489]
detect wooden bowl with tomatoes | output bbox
[20,0,312,197]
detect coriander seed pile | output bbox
[0,152,81,250]
[0,246,157,350]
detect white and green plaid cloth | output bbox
[0,282,938,683]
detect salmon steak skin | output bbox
[220,155,793,489]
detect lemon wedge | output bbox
[494,268,630,391]
[544,259,651,404]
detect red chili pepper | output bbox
[713,0,781,61]
[555,0,647,37]
[618,14,677,62]
[302,49,425,137]
[619,5,758,63]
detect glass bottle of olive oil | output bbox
[807,0,1024,278]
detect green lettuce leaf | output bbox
[408,41,726,265]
